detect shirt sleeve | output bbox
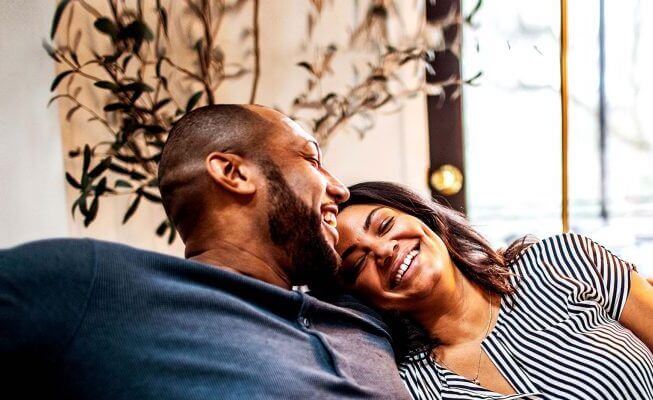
[551,233,637,320]
[0,239,97,361]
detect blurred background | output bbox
[0,0,651,275]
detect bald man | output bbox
[0,105,410,399]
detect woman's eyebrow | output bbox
[340,206,386,261]
[363,206,386,231]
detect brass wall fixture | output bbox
[430,164,464,196]
[560,0,570,232]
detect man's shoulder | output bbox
[2,237,92,254]
[1,238,95,272]
[0,238,188,285]
[310,291,391,336]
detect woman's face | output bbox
[335,204,455,312]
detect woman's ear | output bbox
[205,152,257,195]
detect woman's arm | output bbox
[620,271,653,352]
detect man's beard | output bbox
[261,161,340,288]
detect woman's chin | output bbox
[390,269,442,308]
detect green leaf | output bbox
[78,194,88,216]
[158,5,168,38]
[102,52,121,63]
[464,0,483,25]
[129,170,147,181]
[122,54,133,70]
[84,195,99,226]
[143,125,166,134]
[155,58,164,77]
[129,90,144,103]
[167,226,176,244]
[141,190,162,203]
[51,0,71,39]
[94,177,108,196]
[103,103,129,112]
[122,193,142,224]
[82,145,91,177]
[65,172,81,189]
[464,71,483,86]
[153,98,171,111]
[114,179,132,188]
[71,197,80,217]
[113,153,139,163]
[68,147,81,158]
[94,17,119,38]
[50,70,74,92]
[70,51,80,67]
[156,220,168,236]
[47,94,67,107]
[65,105,81,121]
[89,157,112,178]
[185,91,203,112]
[139,21,155,41]
[42,40,60,63]
[94,80,120,91]
[120,82,154,93]
[296,62,316,75]
[108,162,130,175]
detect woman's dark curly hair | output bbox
[337,181,536,361]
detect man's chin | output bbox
[320,222,339,247]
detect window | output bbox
[461,0,653,274]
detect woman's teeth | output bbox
[393,249,419,287]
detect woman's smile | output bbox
[390,243,420,290]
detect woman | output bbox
[334,181,653,400]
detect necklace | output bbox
[434,296,493,386]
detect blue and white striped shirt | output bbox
[399,233,653,399]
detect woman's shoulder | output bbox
[506,232,594,267]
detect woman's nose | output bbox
[373,241,399,269]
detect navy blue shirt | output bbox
[0,239,409,399]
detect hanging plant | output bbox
[46,0,251,243]
[45,0,477,242]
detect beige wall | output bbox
[54,1,430,256]
[0,1,69,248]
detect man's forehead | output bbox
[281,117,318,146]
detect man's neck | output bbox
[187,240,292,289]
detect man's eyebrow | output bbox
[308,141,321,160]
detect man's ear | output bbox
[205,152,257,195]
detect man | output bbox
[0,105,410,399]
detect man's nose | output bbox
[373,241,399,269]
[324,169,350,204]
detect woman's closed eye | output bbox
[379,216,394,235]
[342,217,395,284]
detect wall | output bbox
[31,1,430,255]
[0,1,69,248]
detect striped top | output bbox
[398,233,653,400]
